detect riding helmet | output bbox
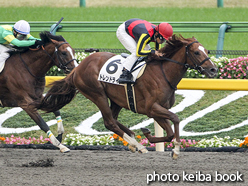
[14,20,30,35]
[155,22,173,40]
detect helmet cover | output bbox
[155,22,173,40]
[14,20,30,35]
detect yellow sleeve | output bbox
[136,33,155,57]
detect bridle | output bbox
[184,41,210,73]
[159,40,210,90]
[43,42,76,72]
[20,42,76,79]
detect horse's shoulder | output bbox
[7,46,30,56]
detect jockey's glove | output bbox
[35,40,44,46]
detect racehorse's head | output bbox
[159,35,218,78]
[182,36,218,78]
[40,31,78,74]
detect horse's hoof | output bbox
[171,150,179,160]
[60,147,70,153]
[59,144,70,153]
[140,128,151,134]
[128,145,136,153]
[138,148,149,154]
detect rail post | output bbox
[216,23,231,58]
[79,0,86,7]
[217,0,224,8]
[154,121,164,152]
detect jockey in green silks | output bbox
[0,20,42,71]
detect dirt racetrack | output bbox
[0,147,247,186]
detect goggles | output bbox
[158,34,166,42]
[16,33,27,40]
[14,30,27,40]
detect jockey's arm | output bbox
[2,28,36,47]
[27,34,41,41]
[10,37,36,47]
[136,33,155,57]
[4,34,35,47]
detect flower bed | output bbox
[0,134,247,152]
[0,135,50,145]
[46,51,248,80]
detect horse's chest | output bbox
[159,91,175,109]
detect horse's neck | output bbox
[162,49,187,86]
[26,46,55,76]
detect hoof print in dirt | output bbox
[22,158,54,167]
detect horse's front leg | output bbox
[53,110,64,142]
[23,108,70,153]
[142,103,181,159]
[141,118,174,143]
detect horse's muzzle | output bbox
[203,67,218,78]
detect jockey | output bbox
[116,18,173,83]
[0,20,42,70]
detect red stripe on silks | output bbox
[128,20,155,38]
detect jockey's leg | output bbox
[0,45,10,72]
[116,23,138,83]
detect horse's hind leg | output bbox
[23,108,70,153]
[86,93,147,153]
[110,100,135,138]
[53,110,64,142]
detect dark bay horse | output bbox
[0,31,77,153]
[40,35,218,158]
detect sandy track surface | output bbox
[0,148,247,186]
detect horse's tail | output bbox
[39,69,77,113]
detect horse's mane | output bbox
[40,31,66,43]
[146,34,196,63]
[7,31,66,55]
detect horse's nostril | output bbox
[211,68,218,73]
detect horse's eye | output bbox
[61,52,67,56]
[194,51,200,55]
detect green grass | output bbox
[0,7,248,49]
[1,90,248,142]
[1,6,248,143]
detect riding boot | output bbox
[118,68,134,84]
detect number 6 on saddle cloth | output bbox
[98,53,146,85]
[98,54,146,113]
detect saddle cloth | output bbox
[0,61,5,73]
[98,54,146,85]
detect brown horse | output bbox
[0,31,77,153]
[40,35,218,158]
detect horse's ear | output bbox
[50,39,57,44]
[192,36,197,41]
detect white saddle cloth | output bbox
[98,55,146,85]
[0,61,5,73]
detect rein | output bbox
[20,42,75,79]
[42,42,76,71]
[19,53,44,79]
[185,41,210,73]
[159,41,210,90]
